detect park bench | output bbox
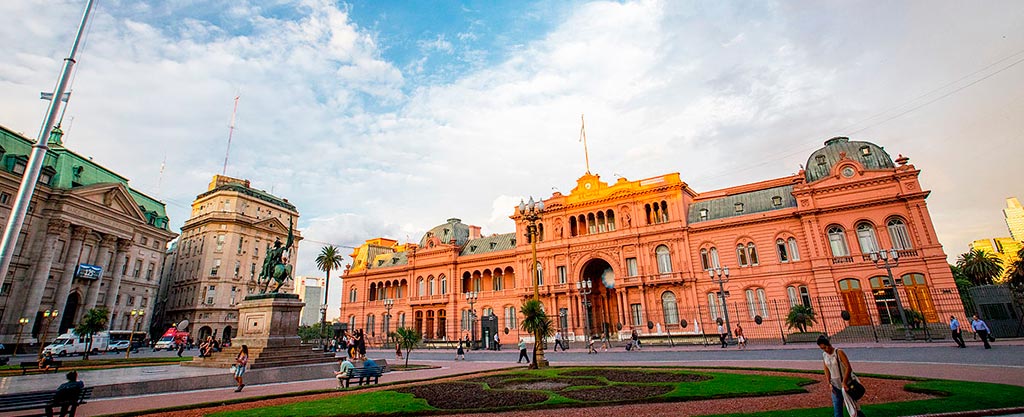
[0,386,93,417]
[338,359,390,388]
[19,361,62,375]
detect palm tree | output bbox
[393,327,421,368]
[785,304,816,333]
[74,307,109,360]
[956,248,1003,286]
[519,299,553,369]
[315,245,345,348]
[1006,247,1024,288]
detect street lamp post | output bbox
[518,196,547,367]
[708,267,734,344]
[465,292,478,349]
[15,317,29,357]
[383,298,394,345]
[870,249,913,341]
[37,310,59,356]
[319,304,329,350]
[576,280,593,348]
[126,309,145,359]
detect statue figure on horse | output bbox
[258,217,295,294]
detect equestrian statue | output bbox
[258,217,295,294]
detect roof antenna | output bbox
[222,92,240,175]
[579,113,591,174]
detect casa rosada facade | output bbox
[342,137,958,342]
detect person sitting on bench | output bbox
[38,352,56,371]
[48,371,84,417]
[335,357,355,388]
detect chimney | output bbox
[468,225,482,240]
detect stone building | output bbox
[294,276,324,327]
[160,175,300,344]
[342,137,961,343]
[0,124,176,343]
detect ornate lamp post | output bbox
[518,197,547,366]
[15,317,29,357]
[37,310,59,356]
[708,266,734,344]
[383,298,394,345]
[869,249,913,341]
[576,280,593,348]
[126,309,145,359]
[465,291,478,349]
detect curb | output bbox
[912,407,1024,416]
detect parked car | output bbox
[107,340,132,353]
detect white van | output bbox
[43,330,110,356]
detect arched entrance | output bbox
[580,259,619,337]
[198,326,213,341]
[58,293,81,334]
[222,326,233,344]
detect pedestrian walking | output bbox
[630,329,641,351]
[554,331,564,351]
[949,316,966,348]
[517,338,530,363]
[455,340,465,360]
[493,332,501,351]
[735,323,746,350]
[971,315,992,349]
[818,335,865,417]
[395,341,403,361]
[233,345,249,392]
[718,323,727,348]
[587,335,597,354]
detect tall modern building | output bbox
[343,137,960,342]
[295,276,325,327]
[0,124,176,344]
[160,175,301,343]
[1004,197,1024,242]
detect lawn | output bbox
[210,367,813,417]
[0,356,192,376]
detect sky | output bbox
[1,0,1022,319]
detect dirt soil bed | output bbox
[396,382,549,409]
[562,368,710,383]
[558,384,674,402]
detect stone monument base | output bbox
[184,293,334,369]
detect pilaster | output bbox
[84,234,118,311]
[103,238,133,314]
[19,220,69,336]
[56,226,91,321]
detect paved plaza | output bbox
[2,341,1021,416]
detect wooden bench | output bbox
[0,387,93,417]
[338,366,384,387]
[19,361,62,375]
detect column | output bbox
[20,220,69,332]
[102,239,133,314]
[55,226,90,321]
[84,234,117,311]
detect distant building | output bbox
[1004,197,1024,242]
[295,276,324,327]
[0,124,176,344]
[159,175,301,344]
[971,238,1022,284]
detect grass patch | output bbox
[705,379,1024,417]
[0,356,191,375]
[211,391,433,417]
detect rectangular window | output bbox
[132,260,142,278]
[146,263,155,280]
[230,286,238,305]
[789,238,800,261]
[626,257,638,277]
[630,303,643,326]
[0,192,10,205]
[557,266,567,284]
[559,308,569,331]
[126,295,136,306]
[234,261,240,277]
[251,263,256,279]
[237,237,244,254]
[0,282,11,295]
[211,259,221,276]
[215,235,225,252]
[205,285,216,305]
[140,297,147,307]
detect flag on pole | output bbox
[40,92,71,102]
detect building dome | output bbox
[419,218,471,247]
[804,137,895,183]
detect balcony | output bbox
[831,256,854,264]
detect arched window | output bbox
[461,309,471,331]
[606,210,616,231]
[570,216,578,237]
[745,288,769,319]
[366,314,376,336]
[597,211,606,233]
[747,243,758,266]
[776,239,789,262]
[660,201,669,222]
[428,277,435,296]
[535,262,544,286]
[417,278,426,296]
[473,274,482,292]
[493,271,503,291]
[708,292,721,321]
[887,218,913,250]
[661,292,679,325]
[736,244,748,267]
[656,245,672,274]
[398,312,406,329]
[504,306,518,329]
[587,213,597,234]
[856,222,880,254]
[348,315,356,331]
[788,237,800,260]
[700,248,710,270]
[827,226,850,257]
[710,247,721,268]
[645,204,653,225]
[538,223,545,242]
[439,275,447,294]
[787,285,810,307]
[578,215,587,235]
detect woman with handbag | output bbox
[233,345,249,392]
[818,335,865,417]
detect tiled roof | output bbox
[369,251,408,269]
[688,185,796,223]
[419,218,471,247]
[460,233,517,256]
[805,137,895,183]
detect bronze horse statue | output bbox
[258,217,295,294]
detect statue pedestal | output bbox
[184,293,334,369]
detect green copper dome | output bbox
[419,218,471,247]
[804,137,894,183]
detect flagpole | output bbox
[580,114,590,174]
[0,0,96,295]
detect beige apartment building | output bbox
[161,175,301,343]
